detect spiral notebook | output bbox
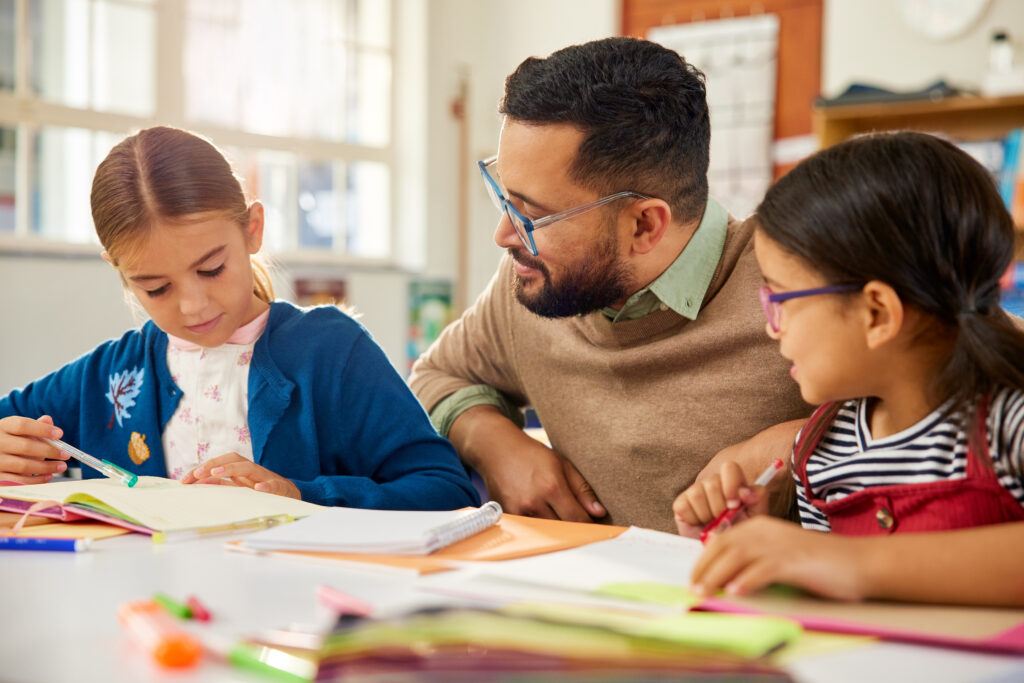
[242,501,503,555]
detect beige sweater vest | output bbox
[410,217,810,532]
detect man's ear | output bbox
[245,202,265,254]
[626,198,672,255]
[861,280,904,350]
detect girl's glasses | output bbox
[478,156,651,256]
[759,283,863,333]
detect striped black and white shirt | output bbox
[794,387,1024,531]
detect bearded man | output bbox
[409,37,808,533]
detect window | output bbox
[0,0,395,260]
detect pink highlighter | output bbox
[700,458,785,544]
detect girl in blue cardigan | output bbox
[0,126,479,510]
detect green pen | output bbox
[42,437,138,487]
[153,592,193,620]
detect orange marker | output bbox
[117,600,202,668]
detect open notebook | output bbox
[0,476,323,534]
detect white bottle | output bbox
[990,31,1014,73]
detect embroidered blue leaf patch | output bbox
[106,366,145,429]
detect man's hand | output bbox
[450,405,605,521]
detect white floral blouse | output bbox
[162,310,269,480]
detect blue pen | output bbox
[0,537,91,552]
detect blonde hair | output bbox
[90,126,274,302]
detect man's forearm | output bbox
[448,404,524,472]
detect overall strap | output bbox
[965,394,994,477]
[793,402,843,498]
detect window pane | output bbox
[0,0,13,90]
[347,161,389,257]
[32,126,120,242]
[228,147,298,253]
[185,0,390,145]
[31,0,154,116]
[0,127,14,233]
[298,161,339,249]
[349,49,390,147]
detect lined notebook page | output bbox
[243,501,503,554]
[1,476,323,531]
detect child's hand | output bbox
[690,516,868,601]
[673,461,768,539]
[181,453,301,499]
[0,415,70,484]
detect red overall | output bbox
[794,398,1024,535]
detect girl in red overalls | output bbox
[674,131,1024,607]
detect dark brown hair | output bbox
[757,131,1024,417]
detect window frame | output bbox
[0,0,400,267]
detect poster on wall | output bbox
[294,277,348,307]
[649,14,779,220]
[408,280,452,373]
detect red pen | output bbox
[700,458,784,544]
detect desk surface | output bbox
[2,533,1023,683]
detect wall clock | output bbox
[897,0,991,40]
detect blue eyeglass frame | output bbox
[759,283,863,332]
[477,155,651,256]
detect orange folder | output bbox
[229,512,627,574]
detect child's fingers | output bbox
[673,484,714,526]
[718,461,751,504]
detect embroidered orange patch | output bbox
[128,432,150,465]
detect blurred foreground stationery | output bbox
[0,476,322,534]
[233,510,626,574]
[701,590,1024,654]
[311,606,795,680]
[469,527,1024,654]
[243,502,503,554]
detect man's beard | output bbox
[510,232,632,318]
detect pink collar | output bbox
[167,308,270,351]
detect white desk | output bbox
[2,533,1023,683]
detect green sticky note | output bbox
[595,581,703,608]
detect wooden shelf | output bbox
[813,93,1024,148]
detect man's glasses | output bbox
[759,284,863,333]
[478,156,651,256]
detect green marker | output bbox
[228,642,317,682]
[153,592,193,620]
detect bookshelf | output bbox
[812,93,1024,148]
[813,93,1024,257]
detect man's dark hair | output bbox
[500,36,710,225]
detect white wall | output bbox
[823,0,1024,97]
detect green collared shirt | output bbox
[429,197,730,437]
[600,196,728,322]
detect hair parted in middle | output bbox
[90,125,274,302]
[500,36,710,226]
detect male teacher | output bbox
[409,37,807,533]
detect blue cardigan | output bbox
[0,301,479,510]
